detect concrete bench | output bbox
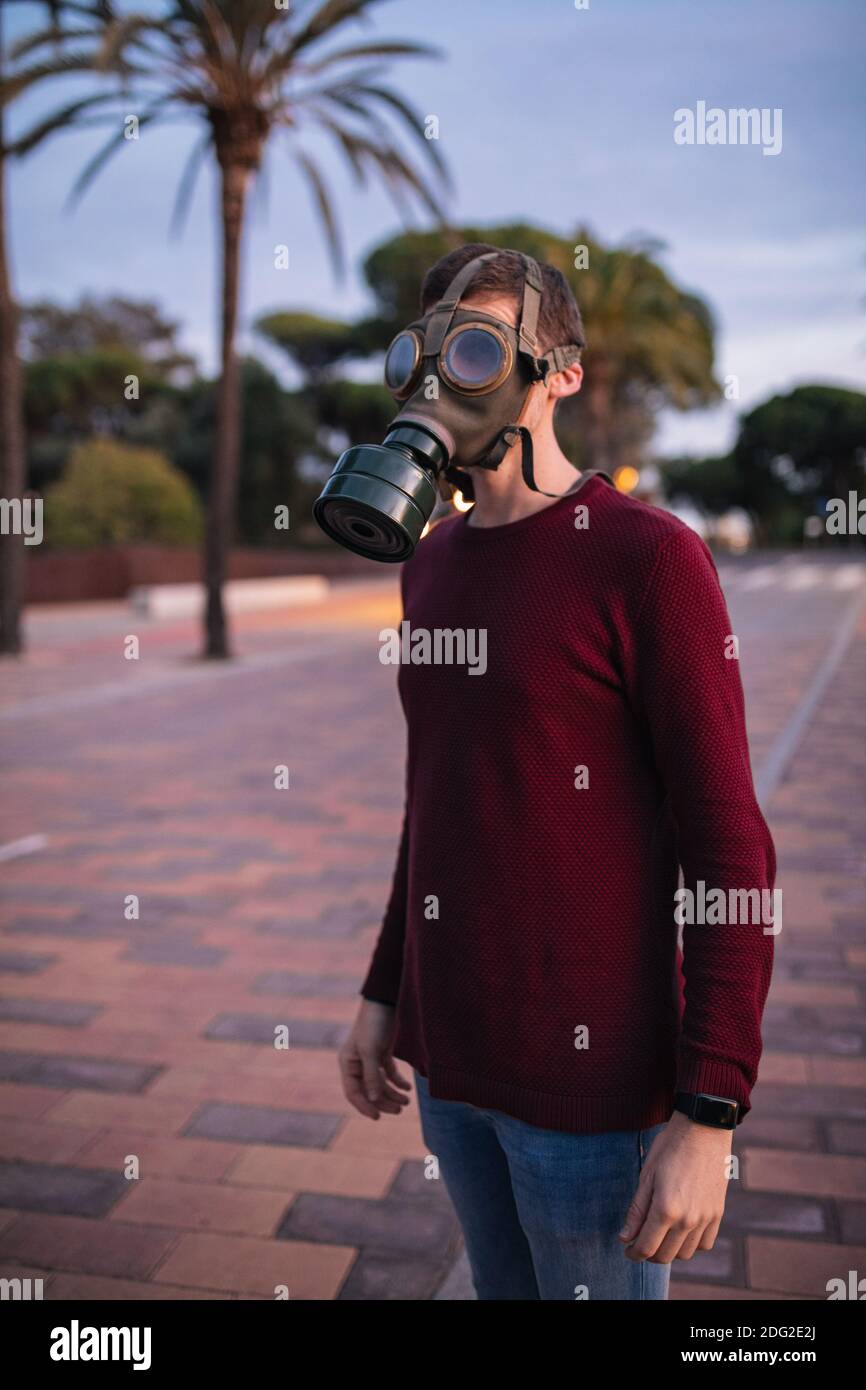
[129,575,329,619]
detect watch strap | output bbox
[674,1090,740,1129]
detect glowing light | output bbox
[613,466,640,494]
[452,491,473,513]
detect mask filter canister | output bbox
[312,423,449,562]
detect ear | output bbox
[547,362,583,401]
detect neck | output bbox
[465,412,580,528]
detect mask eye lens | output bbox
[384,332,421,395]
[442,326,509,392]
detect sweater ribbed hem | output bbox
[404,1054,676,1136]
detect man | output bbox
[337,244,776,1301]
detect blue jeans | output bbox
[415,1070,671,1301]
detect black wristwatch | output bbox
[674,1091,741,1130]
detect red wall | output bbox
[24,544,373,604]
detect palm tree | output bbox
[571,230,720,476]
[0,9,26,656]
[0,1,117,655]
[23,0,448,657]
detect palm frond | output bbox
[170,128,212,236]
[311,78,446,202]
[96,15,171,70]
[8,26,101,63]
[1,52,105,105]
[303,108,368,185]
[310,111,442,222]
[286,39,439,81]
[65,103,163,206]
[293,147,344,279]
[349,82,451,187]
[198,0,240,66]
[6,92,122,158]
[368,139,442,220]
[289,0,390,59]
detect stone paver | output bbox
[0,559,864,1300]
[183,1102,343,1148]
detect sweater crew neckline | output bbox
[456,470,612,541]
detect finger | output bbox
[698,1216,721,1251]
[359,1059,406,1114]
[340,1053,383,1120]
[649,1225,691,1265]
[342,1069,381,1120]
[623,1200,672,1262]
[361,1055,383,1106]
[370,1090,405,1115]
[619,1169,654,1244]
[384,1055,412,1091]
[378,1078,411,1107]
[673,1224,705,1262]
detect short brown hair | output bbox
[420,243,586,355]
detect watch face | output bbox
[694,1094,739,1128]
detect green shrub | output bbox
[45,437,203,547]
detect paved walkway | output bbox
[0,555,864,1299]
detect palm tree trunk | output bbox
[581,361,615,478]
[203,158,249,659]
[0,70,27,657]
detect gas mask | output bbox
[313,250,584,561]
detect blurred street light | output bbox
[613,465,640,494]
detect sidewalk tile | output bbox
[153,1231,354,1298]
[0,1212,176,1279]
[184,1101,342,1148]
[226,1147,397,1198]
[747,1235,866,1296]
[109,1177,291,1237]
[0,1160,127,1218]
[743,1148,866,1200]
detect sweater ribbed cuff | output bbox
[360,960,401,1008]
[675,1053,753,1116]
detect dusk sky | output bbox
[6,0,865,457]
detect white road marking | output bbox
[785,565,822,590]
[0,834,49,862]
[724,561,866,594]
[755,584,866,808]
[831,563,865,591]
[739,564,784,591]
[0,634,372,722]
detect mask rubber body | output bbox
[389,305,541,472]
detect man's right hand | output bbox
[338,1000,412,1120]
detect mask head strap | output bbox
[423,249,545,358]
[544,344,583,374]
[422,248,583,380]
[517,254,543,357]
[423,251,500,356]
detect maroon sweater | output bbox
[361,472,776,1134]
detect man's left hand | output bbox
[618,1111,733,1263]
